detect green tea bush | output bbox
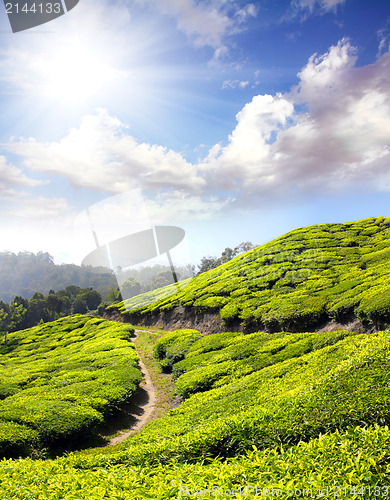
[1,426,389,499]
[111,217,390,332]
[153,329,202,372]
[0,315,141,457]
[174,330,351,398]
[1,327,389,497]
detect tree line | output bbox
[0,251,117,303]
[0,242,257,338]
[0,286,105,339]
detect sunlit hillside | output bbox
[110,216,390,333]
[1,326,390,498]
[0,316,140,458]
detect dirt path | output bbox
[107,329,157,446]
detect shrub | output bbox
[154,329,202,371]
[0,315,141,456]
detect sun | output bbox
[39,40,123,101]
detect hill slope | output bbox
[108,216,390,333]
[0,315,140,457]
[1,327,390,497]
[0,251,116,302]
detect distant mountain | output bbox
[108,216,390,333]
[0,251,117,302]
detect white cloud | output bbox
[3,39,390,219]
[0,155,41,199]
[235,3,257,23]
[292,0,346,14]
[294,38,356,104]
[222,79,249,89]
[5,109,204,194]
[377,19,390,57]
[7,196,73,219]
[140,0,257,56]
[202,39,390,202]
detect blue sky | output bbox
[0,0,389,268]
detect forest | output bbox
[0,251,116,303]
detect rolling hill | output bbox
[0,315,140,458]
[1,326,390,497]
[1,216,390,498]
[107,216,390,333]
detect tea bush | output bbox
[0,315,141,457]
[110,216,390,332]
[153,328,202,371]
[0,426,389,499]
[1,326,390,497]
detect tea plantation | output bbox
[1,325,390,498]
[0,315,141,458]
[1,217,390,499]
[111,216,390,332]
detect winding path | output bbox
[108,330,157,446]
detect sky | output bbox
[0,0,389,269]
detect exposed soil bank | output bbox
[105,306,373,335]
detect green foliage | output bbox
[0,315,141,457]
[66,328,390,469]
[154,329,202,371]
[120,277,142,298]
[0,426,389,499]
[113,216,390,332]
[197,242,256,273]
[0,251,116,303]
[0,286,104,332]
[173,330,350,398]
[1,328,390,497]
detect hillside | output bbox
[0,251,116,302]
[1,326,390,497]
[0,315,140,458]
[108,216,390,333]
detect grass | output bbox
[133,329,176,420]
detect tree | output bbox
[104,287,122,304]
[197,256,218,274]
[150,271,179,290]
[121,278,142,298]
[82,290,102,310]
[27,298,50,326]
[64,285,82,301]
[197,242,257,274]
[9,297,28,332]
[0,305,9,344]
[72,295,87,314]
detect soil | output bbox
[105,306,373,335]
[106,330,157,446]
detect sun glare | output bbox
[41,42,122,101]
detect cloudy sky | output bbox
[0,0,389,267]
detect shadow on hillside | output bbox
[43,387,150,458]
[96,385,150,444]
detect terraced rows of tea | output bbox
[1,324,390,498]
[0,315,140,458]
[111,216,390,333]
[1,217,390,499]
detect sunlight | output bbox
[41,43,120,100]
